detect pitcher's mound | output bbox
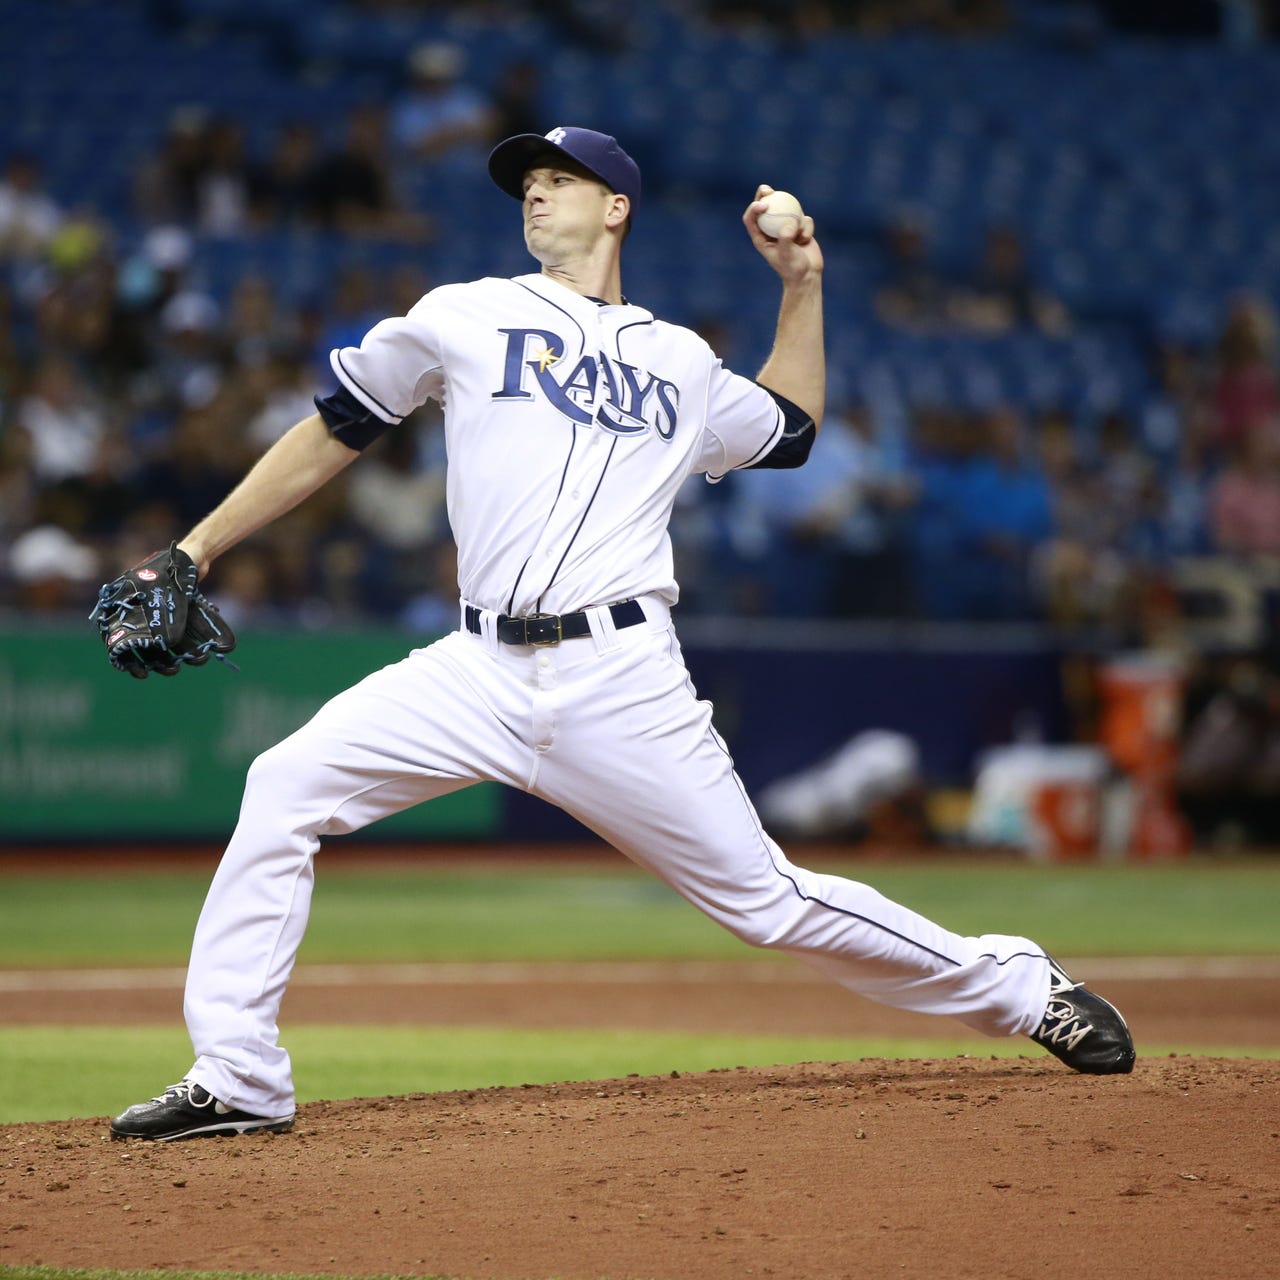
[3,1055,1277,1280]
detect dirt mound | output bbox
[3,1057,1277,1280]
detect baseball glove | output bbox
[90,543,237,679]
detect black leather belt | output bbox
[465,599,645,647]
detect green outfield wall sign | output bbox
[0,629,499,839]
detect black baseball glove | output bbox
[90,543,237,679]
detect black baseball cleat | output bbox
[1029,956,1136,1075]
[110,1079,295,1141]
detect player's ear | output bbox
[605,192,630,233]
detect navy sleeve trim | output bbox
[745,386,817,470]
[315,383,398,452]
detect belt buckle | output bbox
[523,612,563,646]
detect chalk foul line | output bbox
[1,956,1279,993]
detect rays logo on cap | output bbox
[488,126,642,211]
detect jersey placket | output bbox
[511,312,616,613]
[527,644,560,789]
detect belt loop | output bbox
[587,602,620,654]
[462,601,501,653]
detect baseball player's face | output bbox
[521,164,620,262]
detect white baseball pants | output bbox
[184,597,1051,1117]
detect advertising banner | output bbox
[0,629,499,839]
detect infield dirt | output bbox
[2,975,1277,1280]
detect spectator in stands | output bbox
[114,225,198,374]
[1095,409,1151,514]
[1162,434,1213,557]
[536,0,637,51]
[151,289,227,412]
[1140,340,1209,471]
[384,263,433,321]
[845,0,1010,34]
[963,405,1053,619]
[825,405,920,618]
[193,119,270,238]
[252,122,322,227]
[204,546,296,630]
[912,406,1051,621]
[1037,410,1097,534]
[705,0,822,42]
[245,344,321,451]
[39,433,140,546]
[126,225,194,308]
[345,415,446,555]
[1176,646,1280,847]
[227,274,299,370]
[1035,405,1189,636]
[0,153,64,262]
[314,265,383,363]
[736,414,845,616]
[905,407,973,618]
[874,211,955,332]
[302,107,389,233]
[390,42,497,166]
[401,540,462,633]
[35,227,160,402]
[0,418,38,565]
[0,281,20,400]
[7,522,99,614]
[1032,408,1118,627]
[0,0,1269,643]
[489,60,545,143]
[134,389,253,532]
[1208,419,1280,556]
[1208,293,1279,454]
[658,318,763,616]
[132,107,213,227]
[303,105,434,243]
[16,353,108,483]
[749,402,919,617]
[878,219,1068,341]
[257,482,354,625]
[949,224,1070,336]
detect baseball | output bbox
[757,190,804,240]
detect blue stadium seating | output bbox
[5,0,1279,429]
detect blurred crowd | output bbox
[3,32,1280,651]
[694,283,1280,634]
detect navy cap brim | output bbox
[488,133,604,201]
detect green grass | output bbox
[0,1024,1012,1124]
[3,857,1278,1126]
[3,857,1280,966]
[5,1023,1277,1126]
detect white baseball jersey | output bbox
[179,268,1054,1119]
[330,273,787,616]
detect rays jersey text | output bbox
[492,327,680,439]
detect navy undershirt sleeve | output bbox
[314,384,397,452]
[746,386,817,470]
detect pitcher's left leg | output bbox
[536,625,1048,1037]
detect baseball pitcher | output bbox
[102,127,1134,1141]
